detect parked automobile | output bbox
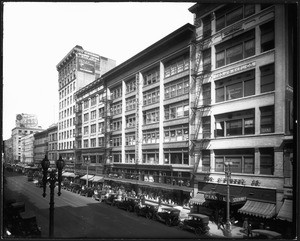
[12,211,41,237]
[80,186,94,197]
[179,213,210,236]
[134,203,157,219]
[152,207,181,226]
[104,193,117,205]
[71,183,81,193]
[62,180,70,190]
[116,197,139,212]
[93,190,108,202]
[250,229,282,239]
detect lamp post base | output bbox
[225,223,232,237]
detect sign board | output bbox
[15,114,38,128]
[204,193,246,203]
[77,57,95,74]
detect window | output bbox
[111,86,122,100]
[164,101,189,120]
[215,30,255,68]
[164,77,189,99]
[260,105,274,133]
[260,21,274,53]
[113,152,121,163]
[112,135,122,147]
[91,96,97,106]
[202,150,211,172]
[83,126,89,135]
[126,78,136,93]
[215,70,255,102]
[260,64,275,93]
[142,150,159,164]
[202,116,211,138]
[112,119,122,131]
[214,149,254,174]
[260,148,274,175]
[164,55,189,78]
[202,16,211,38]
[99,107,104,118]
[143,129,159,144]
[164,125,188,142]
[84,100,89,109]
[143,108,159,125]
[143,87,160,106]
[98,137,104,147]
[202,49,211,71]
[125,97,136,111]
[143,68,160,86]
[91,110,96,120]
[91,124,96,134]
[126,115,136,128]
[125,152,135,164]
[84,113,89,122]
[164,149,189,165]
[111,102,122,115]
[83,140,88,148]
[215,4,255,31]
[98,122,104,133]
[202,83,211,105]
[90,138,96,148]
[125,133,136,146]
[215,109,255,137]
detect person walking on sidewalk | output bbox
[217,210,225,230]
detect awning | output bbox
[277,199,293,222]
[190,193,206,205]
[80,174,94,180]
[62,172,76,177]
[91,175,104,183]
[238,200,276,218]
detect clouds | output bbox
[3,2,194,139]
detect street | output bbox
[4,172,198,239]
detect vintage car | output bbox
[70,183,82,193]
[92,189,107,202]
[134,203,157,219]
[152,207,181,226]
[80,186,94,197]
[250,229,282,239]
[179,213,210,236]
[116,197,139,212]
[104,193,117,205]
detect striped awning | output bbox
[238,200,276,218]
[91,175,104,183]
[80,174,94,180]
[277,199,292,222]
[62,172,77,177]
[190,193,206,205]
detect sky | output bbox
[3,2,195,140]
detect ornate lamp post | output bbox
[41,155,65,238]
[224,161,232,237]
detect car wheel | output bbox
[166,219,172,226]
[195,228,202,236]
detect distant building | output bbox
[56,45,116,171]
[34,129,49,167]
[20,133,35,165]
[4,138,13,164]
[47,124,58,167]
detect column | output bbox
[159,61,164,165]
[254,148,260,174]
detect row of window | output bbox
[58,141,75,150]
[59,82,76,100]
[59,129,75,140]
[59,107,74,120]
[59,117,75,130]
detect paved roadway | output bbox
[4,172,198,239]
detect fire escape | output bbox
[189,39,212,176]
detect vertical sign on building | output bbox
[135,73,139,164]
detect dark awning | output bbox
[238,200,276,218]
[190,193,206,205]
[277,199,292,222]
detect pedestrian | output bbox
[247,222,252,237]
[243,218,249,233]
[218,215,225,229]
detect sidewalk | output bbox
[208,221,247,238]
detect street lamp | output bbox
[86,157,90,187]
[41,155,65,238]
[224,161,232,237]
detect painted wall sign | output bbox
[77,57,95,74]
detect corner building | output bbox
[188,3,295,233]
[56,45,116,172]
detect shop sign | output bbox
[213,62,255,80]
[205,193,246,203]
[232,196,247,203]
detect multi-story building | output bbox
[11,125,43,163]
[188,3,295,235]
[34,129,50,167]
[56,45,116,171]
[75,23,195,204]
[48,124,58,167]
[4,138,13,164]
[20,133,35,165]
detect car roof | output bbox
[251,229,282,238]
[162,207,180,211]
[188,213,209,218]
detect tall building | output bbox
[4,138,13,164]
[47,124,58,166]
[11,113,43,163]
[56,45,116,171]
[188,3,295,235]
[20,133,35,165]
[34,129,50,167]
